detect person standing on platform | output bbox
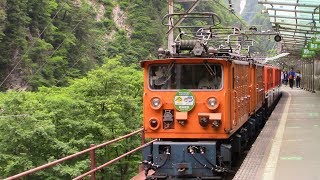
[296,70,301,88]
[283,70,288,86]
[288,68,296,89]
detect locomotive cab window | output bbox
[149,63,222,90]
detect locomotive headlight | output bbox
[206,97,219,110]
[150,97,162,110]
[208,98,217,106]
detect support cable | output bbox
[212,0,246,27]
[18,2,131,91]
[0,7,63,89]
[23,18,85,89]
[53,5,131,88]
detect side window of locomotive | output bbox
[197,64,222,90]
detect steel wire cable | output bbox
[53,4,132,88]
[0,5,137,125]
[0,7,63,89]
[212,0,246,27]
[19,2,131,91]
[168,0,246,27]
[22,19,85,90]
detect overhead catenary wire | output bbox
[54,4,132,87]
[0,114,30,118]
[1,1,246,91]
[168,0,246,27]
[22,18,85,90]
[0,7,63,89]
[4,2,99,90]
[19,2,130,91]
[212,0,247,27]
[0,4,137,124]
[26,1,107,86]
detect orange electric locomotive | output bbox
[141,12,281,179]
[142,58,263,139]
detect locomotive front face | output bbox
[142,59,230,139]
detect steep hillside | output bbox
[237,0,275,56]
[0,0,248,91]
[0,0,167,91]
[0,0,107,91]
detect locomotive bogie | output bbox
[143,141,218,178]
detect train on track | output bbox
[141,12,281,179]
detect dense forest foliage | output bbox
[0,0,99,90]
[0,0,272,179]
[0,58,143,179]
[0,0,164,91]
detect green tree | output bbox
[0,0,30,66]
[0,57,143,179]
[106,0,167,65]
[0,0,108,91]
[0,0,6,40]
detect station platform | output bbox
[234,86,320,180]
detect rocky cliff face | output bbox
[239,0,267,25]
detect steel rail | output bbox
[73,139,158,180]
[283,42,305,45]
[271,21,319,28]
[279,30,317,34]
[278,27,320,33]
[280,34,312,38]
[5,128,144,180]
[267,8,320,14]
[283,40,306,44]
[268,15,315,21]
[258,1,320,8]
[282,36,310,40]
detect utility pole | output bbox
[167,0,201,52]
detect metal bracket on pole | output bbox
[167,0,201,52]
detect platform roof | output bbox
[258,0,320,58]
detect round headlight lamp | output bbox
[206,97,219,110]
[150,97,162,110]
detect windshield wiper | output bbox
[203,61,215,76]
[154,62,175,86]
[165,62,175,77]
